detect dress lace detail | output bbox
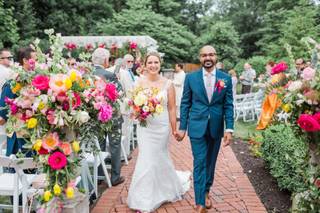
[127,80,191,212]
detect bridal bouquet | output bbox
[4,30,121,211]
[127,86,164,126]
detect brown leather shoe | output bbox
[111,176,125,186]
[205,193,212,209]
[196,205,207,213]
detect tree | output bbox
[30,0,113,36]
[0,0,19,48]
[195,21,242,68]
[4,0,39,43]
[96,0,196,63]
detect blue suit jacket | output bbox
[0,81,28,156]
[179,68,234,140]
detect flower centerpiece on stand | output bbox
[4,29,121,211]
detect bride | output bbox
[127,52,191,212]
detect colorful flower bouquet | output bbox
[4,29,121,210]
[127,86,164,127]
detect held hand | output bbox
[223,132,232,147]
[174,130,186,142]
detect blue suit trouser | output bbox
[190,123,221,206]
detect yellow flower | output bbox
[64,78,72,90]
[282,104,291,113]
[66,187,74,198]
[12,83,22,94]
[27,118,37,129]
[134,94,147,107]
[53,184,61,196]
[72,141,80,153]
[38,101,45,110]
[43,190,52,202]
[155,104,164,114]
[69,70,77,82]
[33,139,42,151]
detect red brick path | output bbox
[92,137,267,213]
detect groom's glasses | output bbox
[200,53,216,58]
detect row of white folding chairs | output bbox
[234,91,264,122]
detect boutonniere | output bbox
[215,79,226,93]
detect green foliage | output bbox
[0,0,19,47]
[261,124,309,192]
[195,21,241,67]
[96,0,196,63]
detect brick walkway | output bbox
[92,137,267,213]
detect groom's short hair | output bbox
[92,48,110,65]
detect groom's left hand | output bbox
[222,132,232,147]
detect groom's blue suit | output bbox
[179,68,234,206]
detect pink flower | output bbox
[98,43,106,48]
[10,103,18,114]
[98,104,113,122]
[42,132,60,151]
[28,59,36,71]
[48,151,67,170]
[313,112,320,124]
[297,114,320,132]
[46,109,56,125]
[105,83,118,102]
[56,92,68,103]
[129,42,137,49]
[302,67,316,81]
[64,42,77,51]
[49,74,69,93]
[32,75,50,91]
[59,142,72,156]
[314,178,320,189]
[271,62,288,75]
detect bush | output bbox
[261,124,308,192]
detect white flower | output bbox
[142,106,150,112]
[288,81,302,92]
[296,99,304,106]
[79,111,90,123]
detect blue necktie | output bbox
[128,69,135,82]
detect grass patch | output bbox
[234,120,261,140]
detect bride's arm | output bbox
[167,82,177,133]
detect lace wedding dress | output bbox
[127,80,191,212]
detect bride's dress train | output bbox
[127,81,191,212]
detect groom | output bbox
[175,45,234,213]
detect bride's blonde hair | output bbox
[144,52,162,66]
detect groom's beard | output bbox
[202,60,216,69]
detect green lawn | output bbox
[234,120,261,140]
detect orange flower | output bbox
[42,132,60,151]
[133,105,141,112]
[59,142,72,155]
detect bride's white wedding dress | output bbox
[127,80,191,212]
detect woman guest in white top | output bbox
[173,63,185,119]
[228,69,238,99]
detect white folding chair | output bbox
[0,155,38,213]
[82,136,112,198]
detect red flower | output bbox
[297,114,320,132]
[215,80,226,93]
[48,151,67,170]
[32,75,50,91]
[271,62,288,75]
[85,43,93,51]
[105,83,118,102]
[64,42,77,51]
[72,92,81,109]
[62,101,70,111]
[129,42,137,49]
[38,147,49,155]
[314,178,320,189]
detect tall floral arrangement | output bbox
[261,38,320,211]
[5,29,121,210]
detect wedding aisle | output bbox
[92,136,267,213]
